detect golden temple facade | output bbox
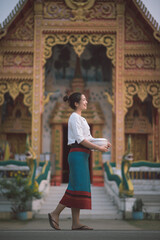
[0,0,160,185]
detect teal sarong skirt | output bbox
[60,146,91,209]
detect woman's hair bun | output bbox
[63,95,69,102]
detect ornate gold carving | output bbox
[44,1,70,19]
[32,14,43,160]
[147,83,160,111]
[89,2,116,20]
[44,34,115,65]
[138,84,148,102]
[8,14,34,41]
[65,0,95,21]
[44,0,115,21]
[125,15,148,41]
[8,82,19,100]
[43,92,55,106]
[115,11,125,167]
[19,81,32,112]
[0,81,32,112]
[0,82,8,105]
[3,54,33,67]
[104,91,114,107]
[125,56,155,69]
[125,82,160,113]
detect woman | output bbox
[48,92,111,230]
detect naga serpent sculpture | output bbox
[25,146,38,190]
[119,135,134,197]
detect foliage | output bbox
[0,172,41,213]
[132,198,143,212]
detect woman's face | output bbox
[75,94,88,111]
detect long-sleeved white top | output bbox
[68,112,94,145]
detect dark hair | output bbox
[63,92,82,110]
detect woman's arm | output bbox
[80,139,110,152]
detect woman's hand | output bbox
[98,142,111,152]
[98,145,109,152]
[107,141,112,148]
[80,139,112,152]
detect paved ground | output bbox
[0,218,160,240]
[0,230,160,240]
[0,218,160,231]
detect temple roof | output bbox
[133,0,160,33]
[0,0,28,30]
[0,0,160,43]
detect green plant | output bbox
[132,198,143,212]
[0,172,41,213]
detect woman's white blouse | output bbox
[68,112,94,145]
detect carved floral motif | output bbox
[125,15,149,41]
[44,0,115,21]
[3,54,33,67]
[125,56,155,69]
[0,81,32,112]
[44,34,115,65]
[125,82,160,113]
[8,14,34,41]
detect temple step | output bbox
[134,192,160,214]
[35,184,122,219]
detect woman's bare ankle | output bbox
[72,222,83,229]
[51,211,59,222]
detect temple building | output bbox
[0,0,160,185]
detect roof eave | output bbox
[133,0,160,43]
[0,0,28,33]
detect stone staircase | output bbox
[35,184,122,219]
[133,180,160,218]
[134,191,160,217]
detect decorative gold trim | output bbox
[104,91,114,107]
[0,81,32,113]
[125,82,160,113]
[147,83,160,111]
[44,0,116,22]
[0,82,8,105]
[19,81,32,113]
[0,73,33,80]
[65,0,96,21]
[42,20,117,33]
[44,33,115,65]
[125,56,155,69]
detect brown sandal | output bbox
[72,225,93,230]
[48,213,61,230]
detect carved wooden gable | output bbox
[6,13,34,41]
[125,12,150,42]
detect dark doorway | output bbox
[62,125,70,183]
[62,124,93,183]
